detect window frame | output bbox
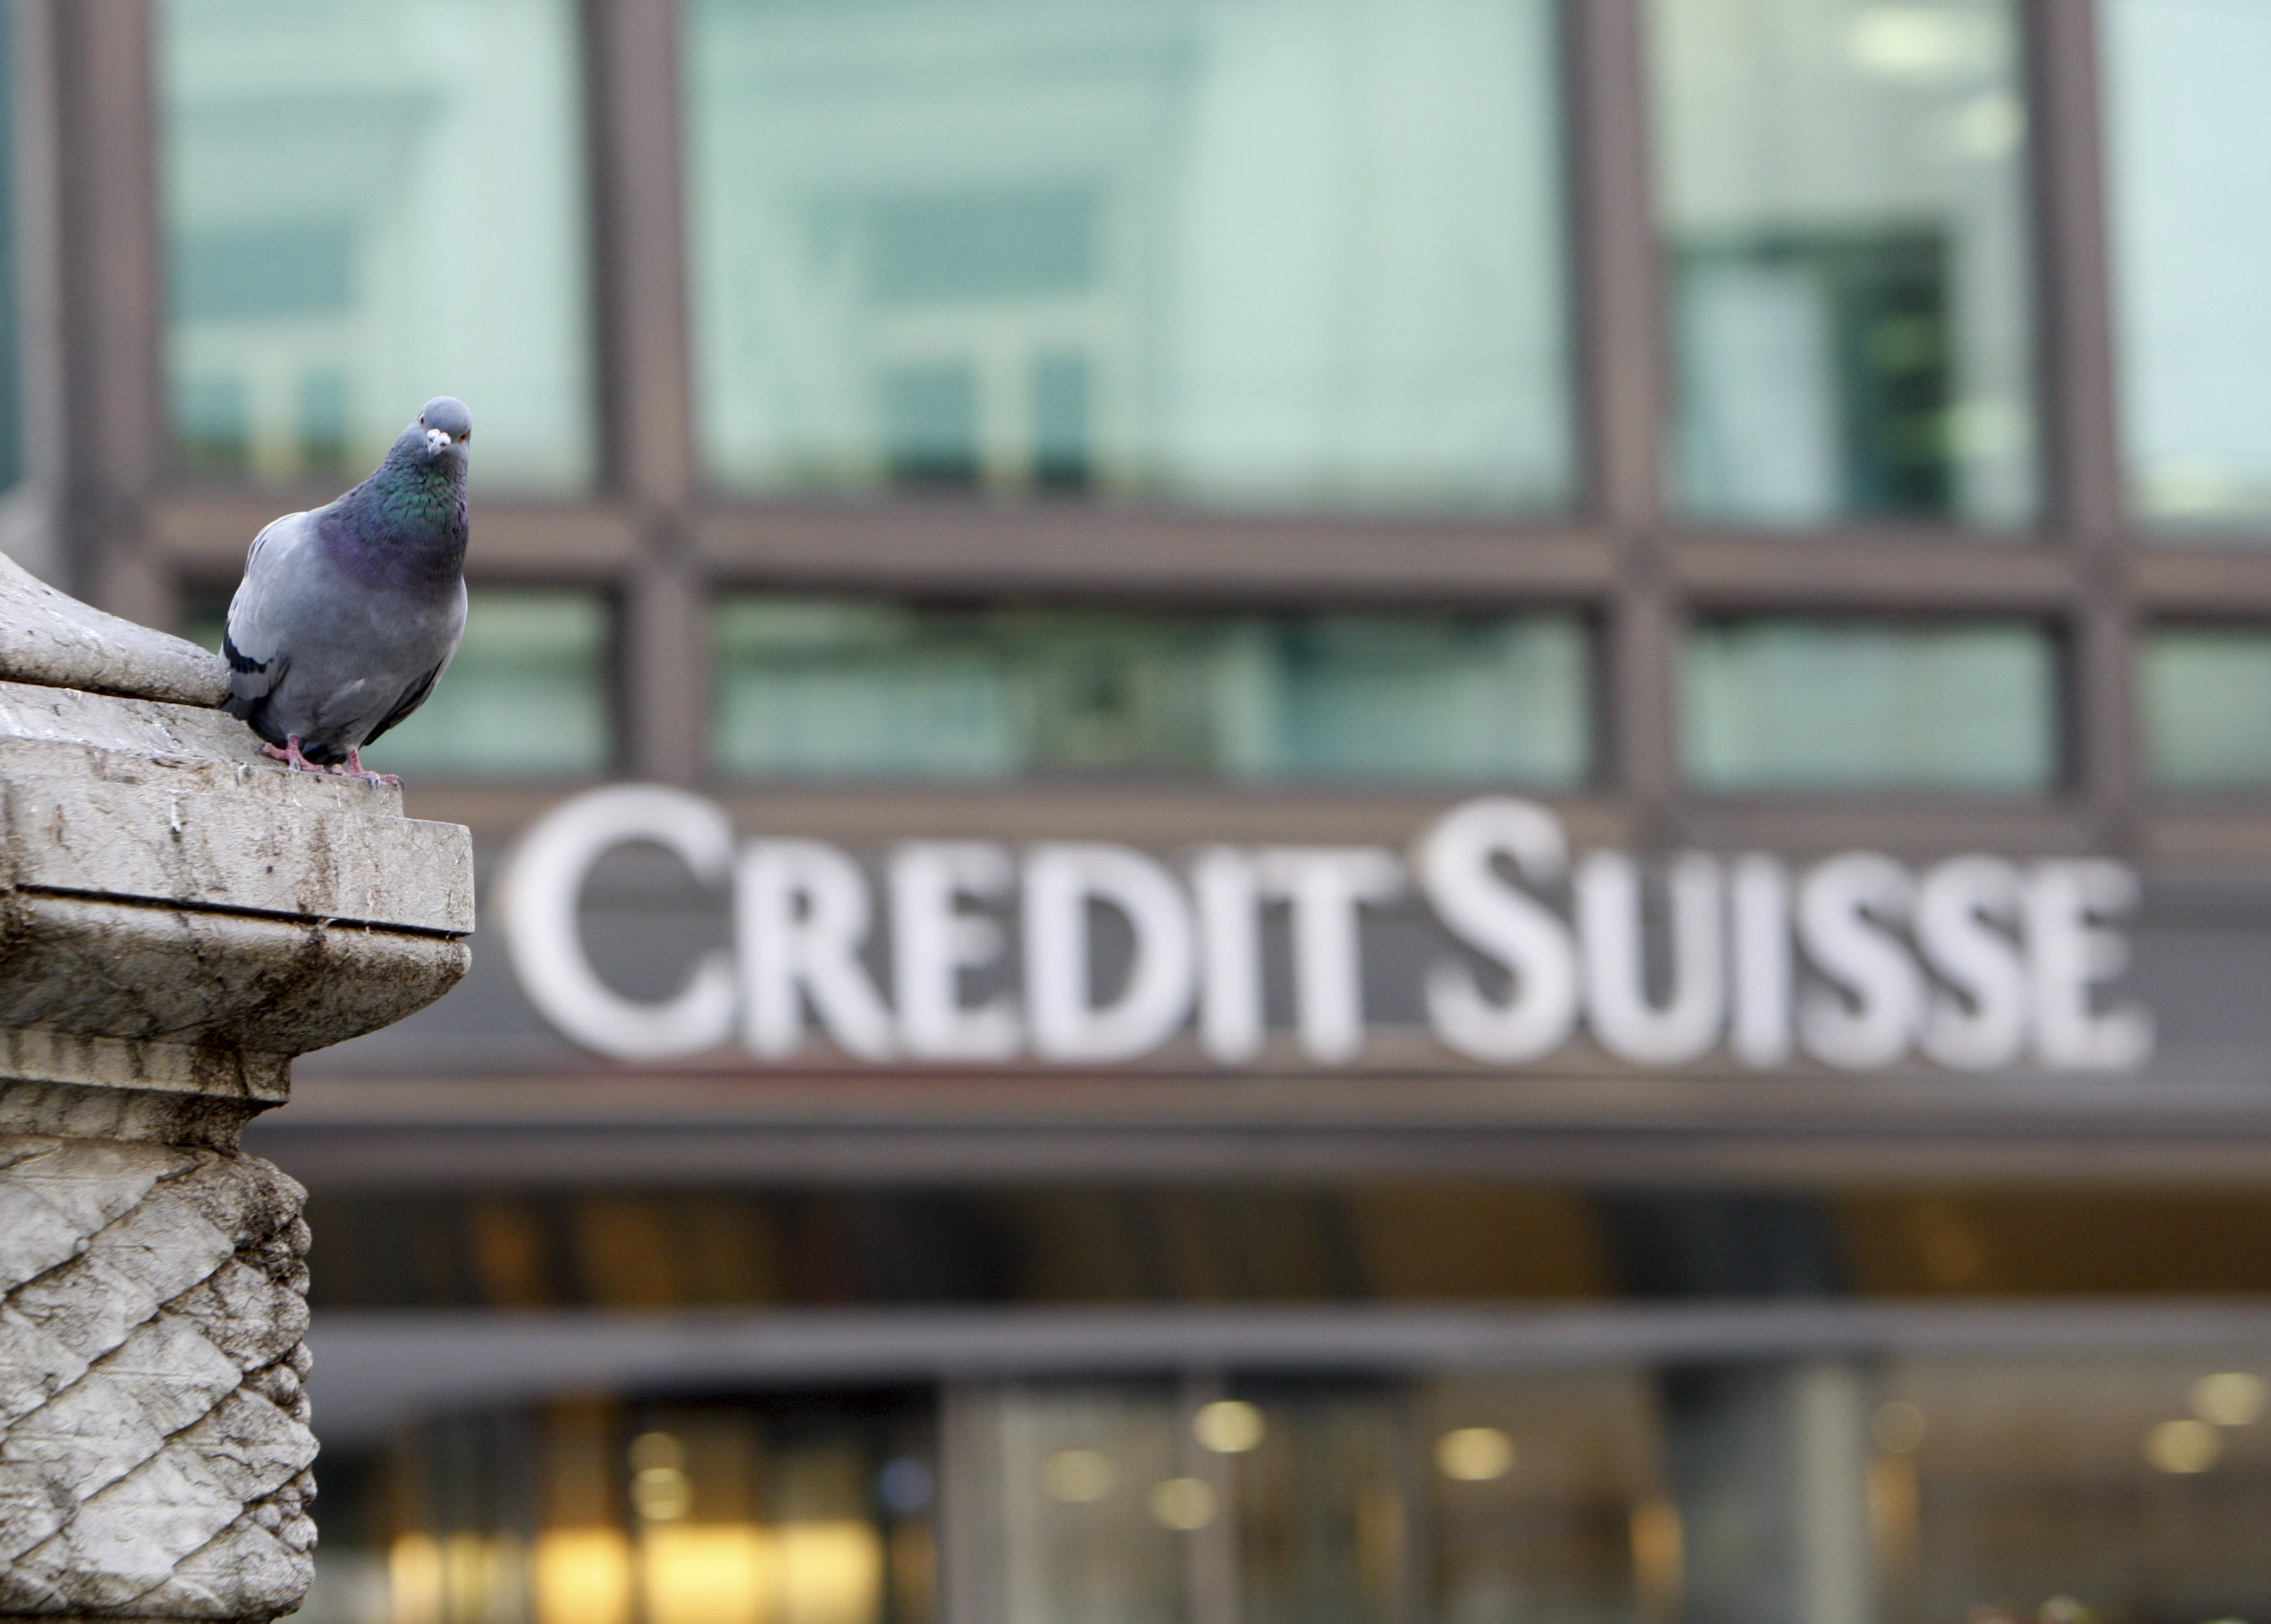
[41,0,2271,856]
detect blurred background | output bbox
[9,0,2271,1619]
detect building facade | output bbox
[13,0,2271,1619]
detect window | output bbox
[160,0,595,491]
[2140,627,2271,789]
[714,598,1590,783]
[1683,617,2057,792]
[1651,0,2037,528]
[683,0,1572,514]
[2103,0,2271,528]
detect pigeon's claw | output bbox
[260,736,330,776]
[337,747,401,789]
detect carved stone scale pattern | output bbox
[0,552,473,1621]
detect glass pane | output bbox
[162,0,595,491]
[713,600,1589,783]
[2140,626,2271,789]
[684,0,1571,514]
[1683,617,2056,792]
[1882,1353,2271,1621]
[992,1387,1188,1624]
[1652,0,2037,527]
[2104,0,2271,527]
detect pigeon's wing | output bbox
[220,509,316,718]
[358,582,466,748]
[359,660,446,748]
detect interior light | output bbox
[2190,1372,2267,1428]
[2145,1418,2222,1474]
[1434,1427,1515,1482]
[1193,1400,1265,1454]
[1148,1477,1218,1531]
[1042,1449,1115,1504]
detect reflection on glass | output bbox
[684,0,1570,513]
[162,0,594,489]
[1684,617,2055,791]
[990,1386,1188,1624]
[2140,626,2271,789]
[1421,1375,1661,1622]
[189,589,610,778]
[2104,1,2271,526]
[1227,1385,1399,1624]
[714,599,1589,783]
[1882,1356,2271,1621]
[1651,0,2037,526]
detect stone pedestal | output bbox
[0,553,472,1620]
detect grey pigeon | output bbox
[221,397,472,787]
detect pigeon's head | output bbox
[414,397,472,466]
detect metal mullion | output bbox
[1666,531,2080,613]
[1565,0,1676,821]
[2027,0,2134,832]
[695,502,1616,605]
[47,0,164,619]
[583,0,706,783]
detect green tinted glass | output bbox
[187,588,610,777]
[1684,618,2055,791]
[1651,0,2036,527]
[162,0,594,490]
[2141,627,2271,788]
[2104,0,2271,527]
[683,0,1571,514]
[714,600,1589,783]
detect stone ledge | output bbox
[0,554,228,709]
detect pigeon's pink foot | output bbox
[260,735,330,776]
[336,747,400,789]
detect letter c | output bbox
[498,784,738,1060]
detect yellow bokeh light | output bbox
[1042,1449,1116,1504]
[1434,1427,1515,1482]
[1149,1477,1218,1531]
[1193,1400,1266,1454]
[2190,1372,2267,1429]
[2145,1418,2223,1474]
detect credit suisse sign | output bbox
[499,785,2153,1074]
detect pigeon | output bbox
[221,397,472,788]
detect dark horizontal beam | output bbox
[306,1296,2271,1445]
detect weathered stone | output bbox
[0,571,471,1621]
[0,554,228,710]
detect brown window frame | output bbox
[34,0,2271,860]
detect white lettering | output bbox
[1259,847,1404,1064]
[738,840,894,1061]
[1915,856,2028,1070]
[1193,846,1265,1064]
[497,788,2158,1078]
[1797,853,1923,1070]
[1730,855,1793,1068]
[1579,851,1724,1066]
[498,785,736,1061]
[1415,799,1579,1064]
[890,842,1020,1061]
[2027,860,2154,1070]
[1025,845,1196,1061]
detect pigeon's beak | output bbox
[424,427,451,455]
